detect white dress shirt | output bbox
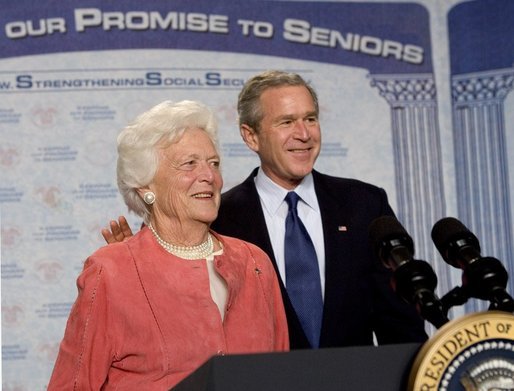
[254,169,326,298]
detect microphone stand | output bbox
[440,286,468,314]
[464,256,514,313]
[393,260,450,329]
[440,256,514,313]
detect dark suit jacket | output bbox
[212,168,427,349]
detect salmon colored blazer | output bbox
[48,227,289,390]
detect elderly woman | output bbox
[48,100,289,390]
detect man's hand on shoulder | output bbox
[101,216,134,244]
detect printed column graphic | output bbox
[451,68,514,312]
[370,73,449,293]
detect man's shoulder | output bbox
[219,169,388,204]
[313,170,385,195]
[214,170,262,233]
[221,180,254,198]
[220,171,258,205]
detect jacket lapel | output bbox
[223,169,276,265]
[312,171,353,343]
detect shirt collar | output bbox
[255,168,318,214]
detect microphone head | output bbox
[369,215,414,258]
[431,217,481,266]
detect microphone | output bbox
[369,215,415,270]
[369,215,448,328]
[431,217,514,312]
[431,217,482,269]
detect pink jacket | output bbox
[48,227,289,390]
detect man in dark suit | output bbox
[103,70,427,349]
[211,70,427,349]
[212,168,427,349]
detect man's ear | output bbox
[240,124,259,152]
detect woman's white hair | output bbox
[116,100,219,223]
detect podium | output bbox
[173,343,422,390]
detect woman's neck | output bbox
[150,219,210,247]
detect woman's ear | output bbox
[136,187,150,199]
[240,124,259,152]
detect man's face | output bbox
[244,85,321,190]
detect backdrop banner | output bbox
[1,0,513,389]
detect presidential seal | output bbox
[408,310,514,390]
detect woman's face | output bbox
[148,127,223,228]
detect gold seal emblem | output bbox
[408,311,514,390]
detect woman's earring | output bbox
[143,191,156,205]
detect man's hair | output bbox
[237,70,319,132]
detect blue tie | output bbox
[284,191,323,348]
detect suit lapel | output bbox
[312,171,353,342]
[229,169,276,265]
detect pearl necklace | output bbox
[148,223,214,260]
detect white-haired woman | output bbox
[48,100,289,390]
